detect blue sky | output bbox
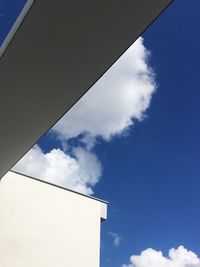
[2,0,200,266]
[99,1,200,266]
[0,0,27,46]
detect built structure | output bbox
[0,171,107,267]
[0,0,173,178]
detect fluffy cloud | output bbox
[53,37,156,143]
[108,232,122,247]
[13,37,156,194]
[13,145,101,195]
[122,246,200,267]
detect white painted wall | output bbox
[0,171,107,267]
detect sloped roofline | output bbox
[9,170,108,204]
[0,0,173,179]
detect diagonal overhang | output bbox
[0,0,173,179]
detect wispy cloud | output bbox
[122,246,200,267]
[108,232,122,247]
[13,37,156,194]
[13,145,101,195]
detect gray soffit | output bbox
[0,0,173,179]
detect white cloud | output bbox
[122,246,200,267]
[13,145,102,195]
[53,37,156,143]
[13,37,156,194]
[108,232,122,247]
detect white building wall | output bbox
[0,171,107,267]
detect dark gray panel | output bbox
[0,0,173,178]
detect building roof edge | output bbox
[9,170,108,205]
